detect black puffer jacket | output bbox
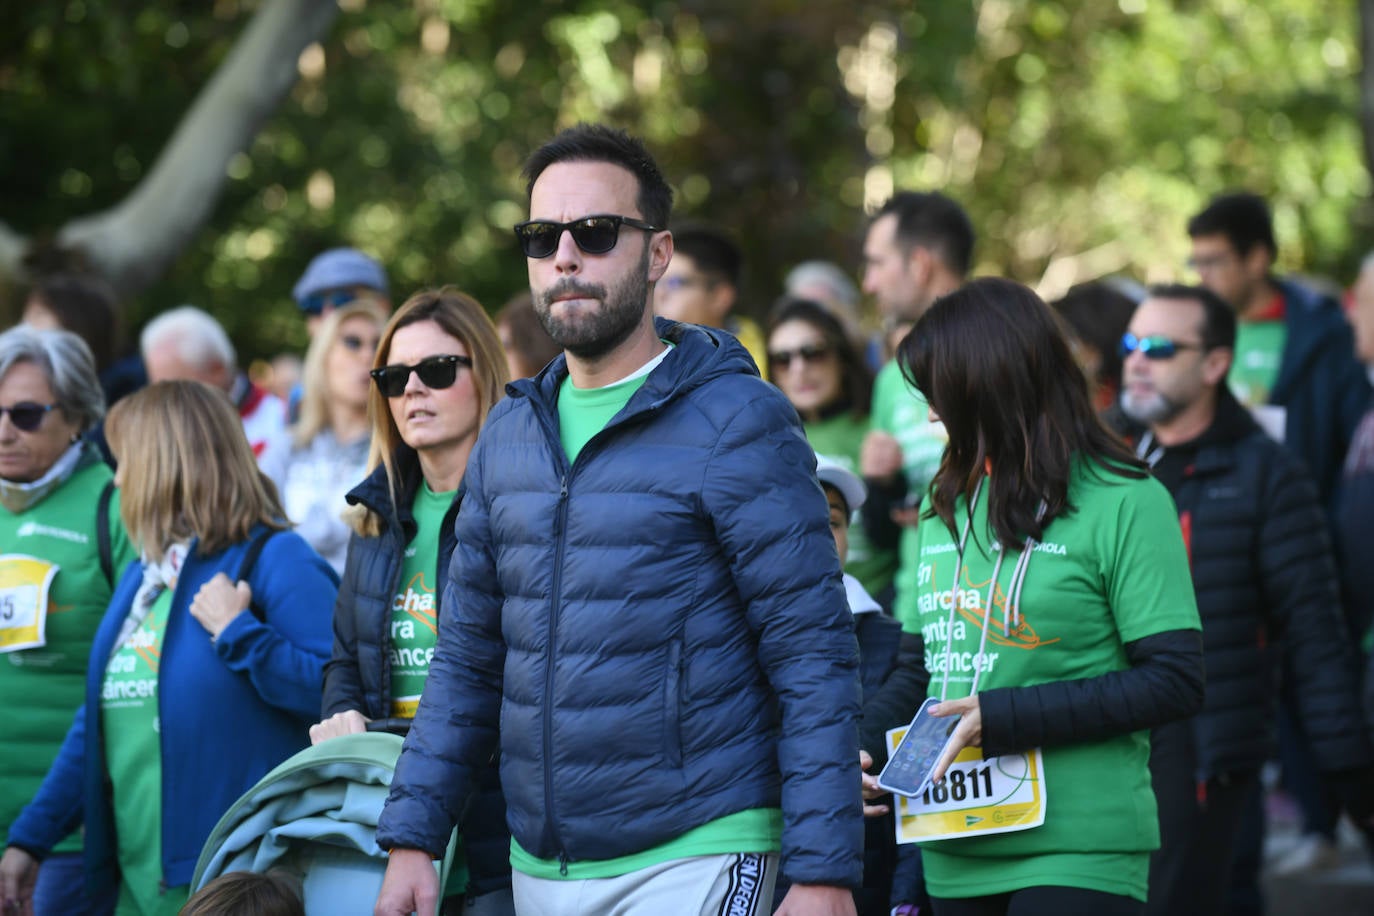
[321,450,510,898]
[1144,392,1373,777]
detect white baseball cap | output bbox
[815,454,866,513]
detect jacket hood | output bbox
[505,318,760,414]
[345,448,423,531]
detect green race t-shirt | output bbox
[1229,319,1285,407]
[908,461,1200,902]
[869,360,948,629]
[0,462,136,854]
[389,482,454,718]
[510,808,781,880]
[804,411,898,598]
[389,481,469,896]
[102,590,187,916]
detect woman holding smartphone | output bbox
[860,278,1204,916]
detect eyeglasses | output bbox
[1119,333,1203,360]
[369,355,472,397]
[768,344,833,369]
[340,333,379,353]
[0,402,56,432]
[300,289,360,316]
[513,214,660,259]
[659,275,715,294]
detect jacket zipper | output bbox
[544,472,571,869]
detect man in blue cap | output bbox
[293,247,391,337]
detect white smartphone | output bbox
[876,697,962,799]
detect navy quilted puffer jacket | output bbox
[377,320,864,887]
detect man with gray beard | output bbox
[1116,284,1374,916]
[374,124,863,916]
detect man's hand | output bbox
[859,750,889,817]
[859,431,904,483]
[929,694,982,783]
[310,709,371,745]
[374,847,439,916]
[774,883,857,915]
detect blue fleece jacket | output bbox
[7,528,336,895]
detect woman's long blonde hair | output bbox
[106,381,287,560]
[293,300,386,448]
[345,287,509,536]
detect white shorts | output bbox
[511,852,778,916]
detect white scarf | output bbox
[109,542,190,658]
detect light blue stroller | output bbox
[190,729,457,915]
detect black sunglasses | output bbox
[370,355,472,397]
[513,214,660,259]
[768,344,833,370]
[1119,333,1203,361]
[0,402,56,433]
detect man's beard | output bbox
[1120,382,1183,425]
[535,251,650,361]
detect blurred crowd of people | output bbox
[0,120,1373,916]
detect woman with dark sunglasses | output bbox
[309,288,514,915]
[0,327,137,916]
[261,301,386,575]
[860,278,1204,916]
[765,298,895,601]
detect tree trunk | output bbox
[0,0,340,301]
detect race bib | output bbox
[0,554,59,653]
[886,725,1046,844]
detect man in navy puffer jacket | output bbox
[375,124,863,916]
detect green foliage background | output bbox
[2,0,1368,361]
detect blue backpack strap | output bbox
[237,528,280,622]
[96,480,115,587]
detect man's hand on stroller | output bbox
[0,846,37,916]
[310,709,371,745]
[375,847,439,916]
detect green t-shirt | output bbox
[1229,319,1285,408]
[102,590,188,916]
[557,370,653,463]
[0,461,136,853]
[908,462,1201,902]
[388,481,469,896]
[531,351,782,879]
[869,360,948,630]
[510,808,782,880]
[804,411,898,598]
[388,482,454,719]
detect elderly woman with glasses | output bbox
[309,288,513,914]
[261,301,387,575]
[0,380,337,916]
[0,327,137,916]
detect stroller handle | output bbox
[365,717,413,736]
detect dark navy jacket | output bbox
[321,450,510,897]
[9,530,336,894]
[377,320,864,887]
[1272,278,1370,509]
[1150,393,1373,777]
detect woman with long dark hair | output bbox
[860,278,1204,916]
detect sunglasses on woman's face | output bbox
[1119,333,1203,360]
[768,344,832,370]
[512,214,660,259]
[0,402,55,432]
[369,355,472,398]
